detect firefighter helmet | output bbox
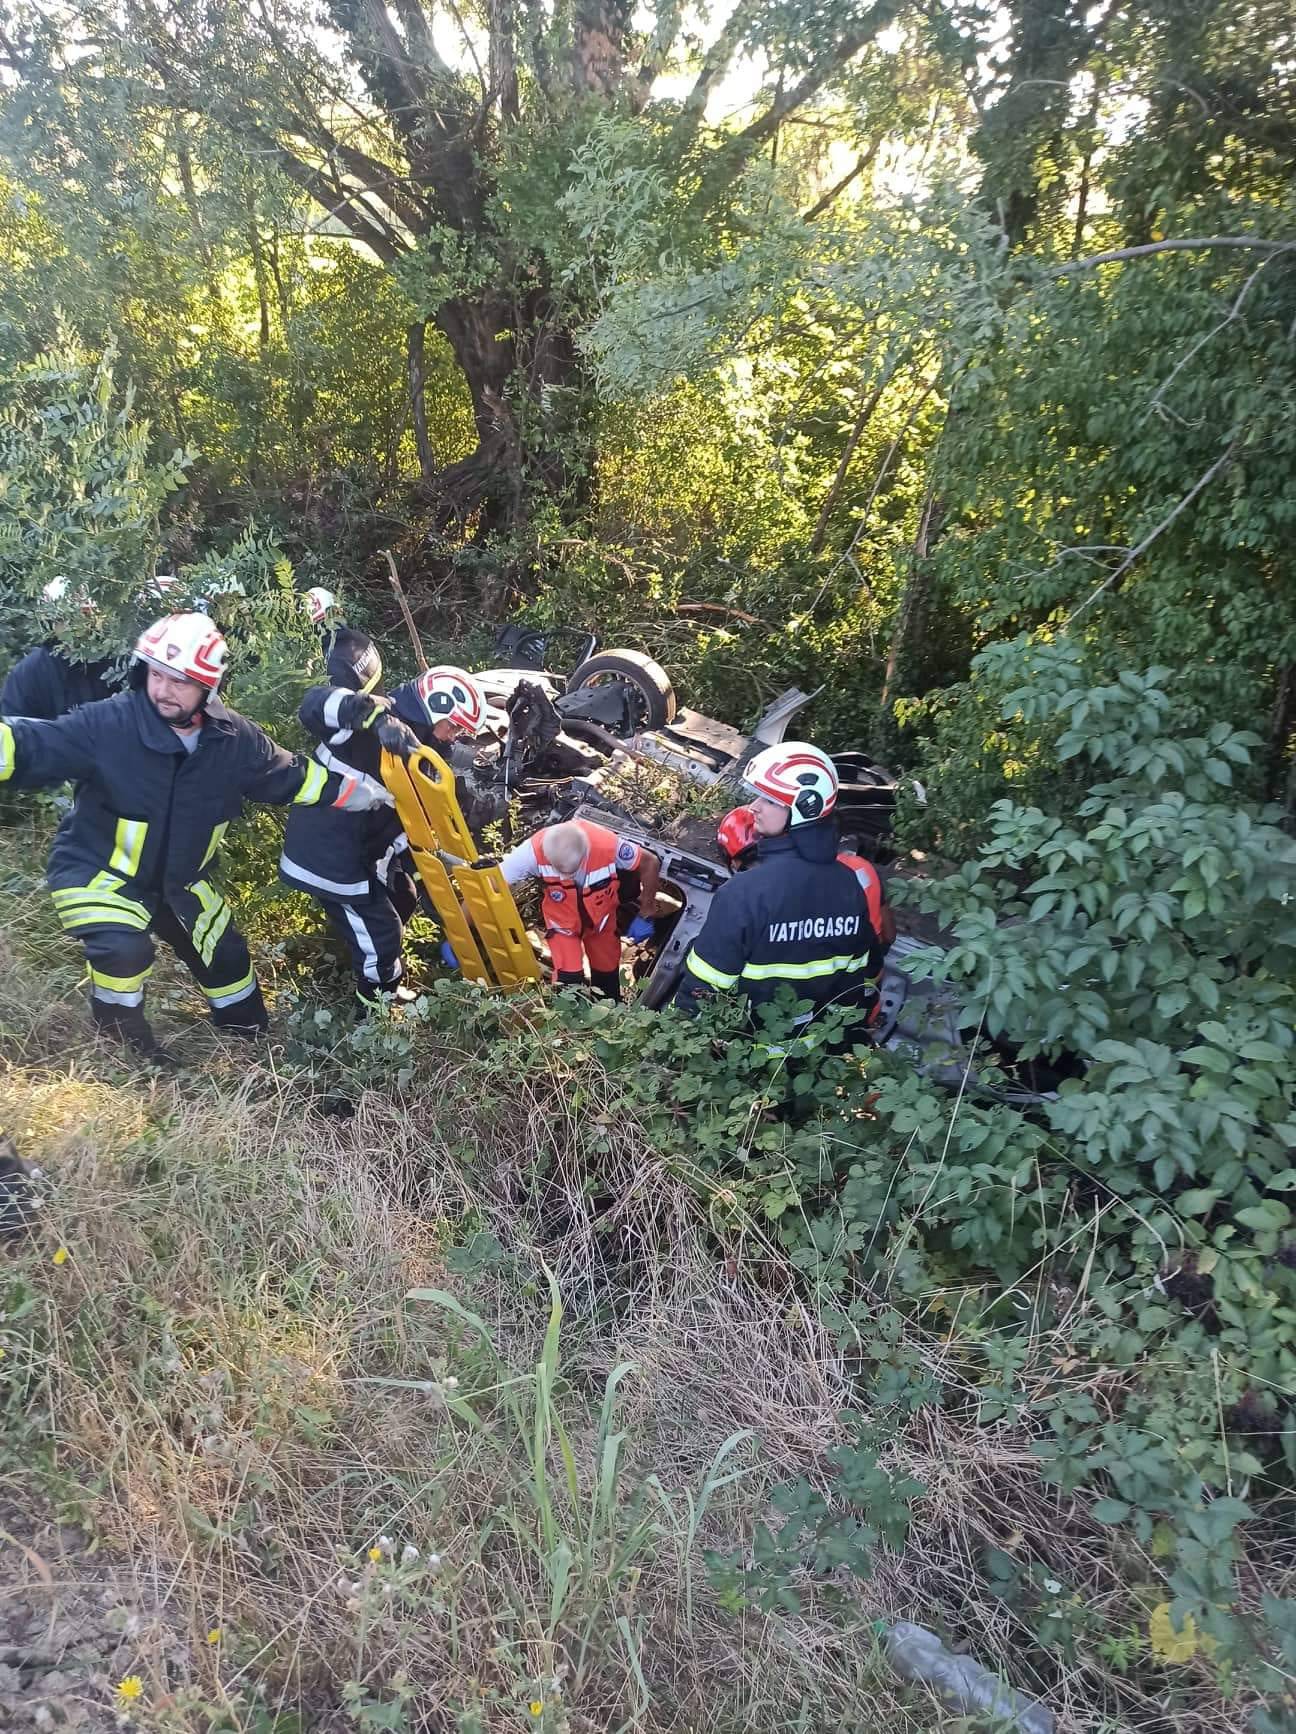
[134,613,228,691]
[304,586,337,625]
[742,742,838,827]
[412,665,485,733]
[717,805,759,865]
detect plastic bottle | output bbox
[883,1621,1056,1734]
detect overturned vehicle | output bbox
[448,624,901,852]
[420,628,1070,1108]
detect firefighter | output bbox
[1,579,121,720]
[1,574,183,721]
[0,612,391,1058]
[498,818,663,1001]
[280,649,488,1006]
[673,743,884,1035]
[716,803,897,947]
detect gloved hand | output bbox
[626,913,655,943]
[333,773,394,811]
[337,691,391,730]
[467,855,501,871]
[376,716,420,759]
[440,939,459,969]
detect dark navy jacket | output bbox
[278,679,436,900]
[1,646,120,720]
[0,689,352,901]
[673,819,883,1024]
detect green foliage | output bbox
[707,1416,924,1614]
[0,328,190,662]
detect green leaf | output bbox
[1092,1497,1132,1524]
[1237,1203,1292,1232]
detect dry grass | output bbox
[0,849,1271,1734]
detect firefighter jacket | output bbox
[674,819,883,1023]
[0,688,375,923]
[279,679,431,901]
[1,646,121,720]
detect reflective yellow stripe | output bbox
[51,885,152,925]
[108,818,148,877]
[0,721,13,782]
[54,901,152,933]
[199,821,229,869]
[200,968,255,1004]
[89,966,152,994]
[359,666,382,697]
[293,759,328,805]
[189,879,232,965]
[686,949,739,990]
[741,953,873,983]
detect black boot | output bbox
[210,981,269,1040]
[588,968,622,1003]
[90,998,173,1064]
[211,996,269,1039]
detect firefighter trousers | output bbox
[66,897,267,1030]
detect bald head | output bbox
[545,822,591,876]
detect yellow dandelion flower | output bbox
[114,1675,144,1704]
[206,1628,221,1644]
[528,1702,543,1718]
[368,1546,383,1563]
[52,1246,69,1266]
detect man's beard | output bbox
[152,694,205,727]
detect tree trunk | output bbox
[424,286,593,538]
[407,320,435,482]
[880,489,946,714]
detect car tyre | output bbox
[565,650,677,731]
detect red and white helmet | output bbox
[134,613,228,691]
[412,665,484,733]
[743,742,838,828]
[304,586,337,625]
[717,805,758,865]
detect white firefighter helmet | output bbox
[304,586,337,625]
[134,613,228,691]
[412,665,485,733]
[742,741,839,827]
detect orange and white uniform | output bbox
[501,819,643,979]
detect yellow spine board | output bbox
[381,746,541,990]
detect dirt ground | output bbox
[0,1495,195,1731]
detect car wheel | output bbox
[565,650,677,731]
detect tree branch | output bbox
[801,139,879,222]
[739,0,901,150]
[1051,237,1296,276]
[1063,438,1240,629]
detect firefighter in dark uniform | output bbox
[1,575,186,722]
[1,578,123,720]
[0,612,391,1058]
[279,638,487,1006]
[673,742,884,1040]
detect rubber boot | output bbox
[90,997,173,1065]
[588,968,622,1003]
[210,981,270,1041]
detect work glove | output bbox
[466,855,501,871]
[376,716,420,759]
[626,913,655,943]
[440,940,459,970]
[336,691,391,730]
[332,772,394,812]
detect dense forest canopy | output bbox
[0,0,1290,806]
